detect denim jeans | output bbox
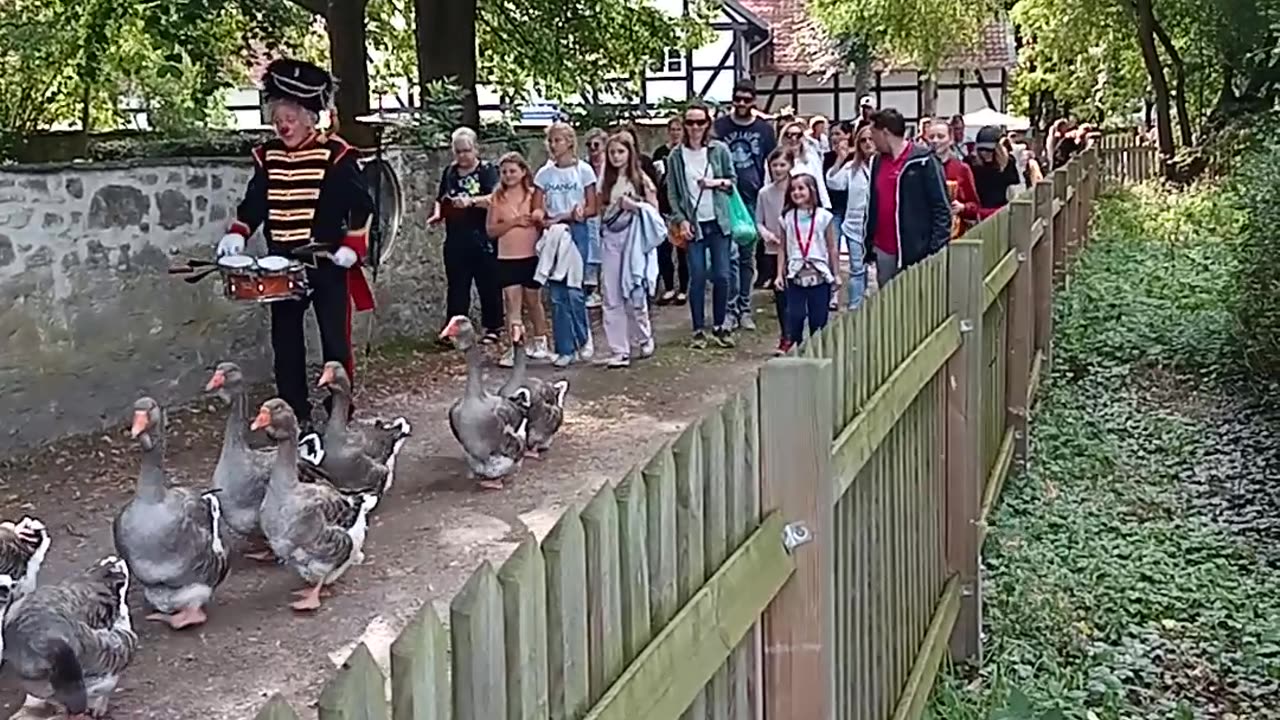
[728,241,756,317]
[785,280,832,343]
[547,281,589,356]
[688,221,732,331]
[847,247,868,310]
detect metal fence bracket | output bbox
[781,522,813,553]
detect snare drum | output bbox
[218,254,308,303]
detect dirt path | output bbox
[0,303,781,719]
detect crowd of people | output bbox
[428,80,1091,362]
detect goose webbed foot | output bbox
[146,606,207,630]
[289,583,326,611]
[523,448,542,460]
[476,478,505,491]
[243,549,278,563]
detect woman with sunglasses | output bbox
[826,124,876,310]
[664,102,739,349]
[779,120,831,210]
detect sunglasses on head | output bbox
[684,118,708,127]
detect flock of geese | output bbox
[0,314,571,718]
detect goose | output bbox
[307,361,412,495]
[111,397,230,630]
[205,361,338,562]
[0,573,14,658]
[0,556,137,720]
[439,316,529,491]
[252,399,379,612]
[500,327,571,459]
[0,516,50,599]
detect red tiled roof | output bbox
[738,0,1016,75]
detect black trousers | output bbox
[444,239,503,333]
[657,240,689,294]
[270,263,351,423]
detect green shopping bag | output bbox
[727,187,759,248]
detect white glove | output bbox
[332,246,359,268]
[216,233,245,258]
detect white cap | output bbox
[859,95,875,108]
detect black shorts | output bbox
[497,257,540,289]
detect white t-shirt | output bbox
[535,160,597,220]
[681,146,716,222]
[781,207,836,283]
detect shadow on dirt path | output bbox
[0,303,785,719]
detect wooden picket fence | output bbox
[1097,131,1158,185]
[253,145,1119,720]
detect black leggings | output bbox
[444,239,503,333]
[657,239,689,294]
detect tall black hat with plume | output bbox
[262,58,337,116]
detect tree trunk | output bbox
[919,72,937,117]
[415,0,479,127]
[327,0,373,145]
[1133,0,1175,164]
[1150,15,1192,146]
[853,63,871,100]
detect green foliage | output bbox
[1008,0,1148,120]
[812,0,1001,75]
[928,184,1280,718]
[83,130,273,161]
[477,0,715,105]
[0,0,313,137]
[1223,117,1280,383]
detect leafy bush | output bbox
[85,130,273,161]
[1225,134,1280,384]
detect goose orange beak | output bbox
[129,410,149,439]
[317,366,335,388]
[205,370,225,391]
[250,407,272,432]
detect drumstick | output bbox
[184,267,219,284]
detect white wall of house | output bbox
[755,68,1007,124]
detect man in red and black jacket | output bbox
[863,109,951,287]
[216,58,375,429]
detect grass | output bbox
[926,183,1280,719]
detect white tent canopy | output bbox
[963,107,1030,131]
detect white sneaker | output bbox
[553,354,574,368]
[586,291,603,309]
[607,356,631,368]
[498,347,515,368]
[529,336,551,360]
[638,338,656,358]
[579,334,595,361]
[738,313,757,331]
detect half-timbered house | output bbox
[738,0,1017,126]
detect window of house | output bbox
[654,48,685,75]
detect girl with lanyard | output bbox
[773,173,840,353]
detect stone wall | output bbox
[0,128,667,453]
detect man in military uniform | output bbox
[217,58,375,428]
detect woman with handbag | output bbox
[664,102,739,350]
[596,133,660,368]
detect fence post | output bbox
[945,239,985,663]
[1051,168,1068,282]
[1032,180,1055,379]
[1006,197,1034,464]
[759,358,835,720]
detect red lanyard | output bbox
[793,209,816,259]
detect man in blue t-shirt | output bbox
[713,80,776,331]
